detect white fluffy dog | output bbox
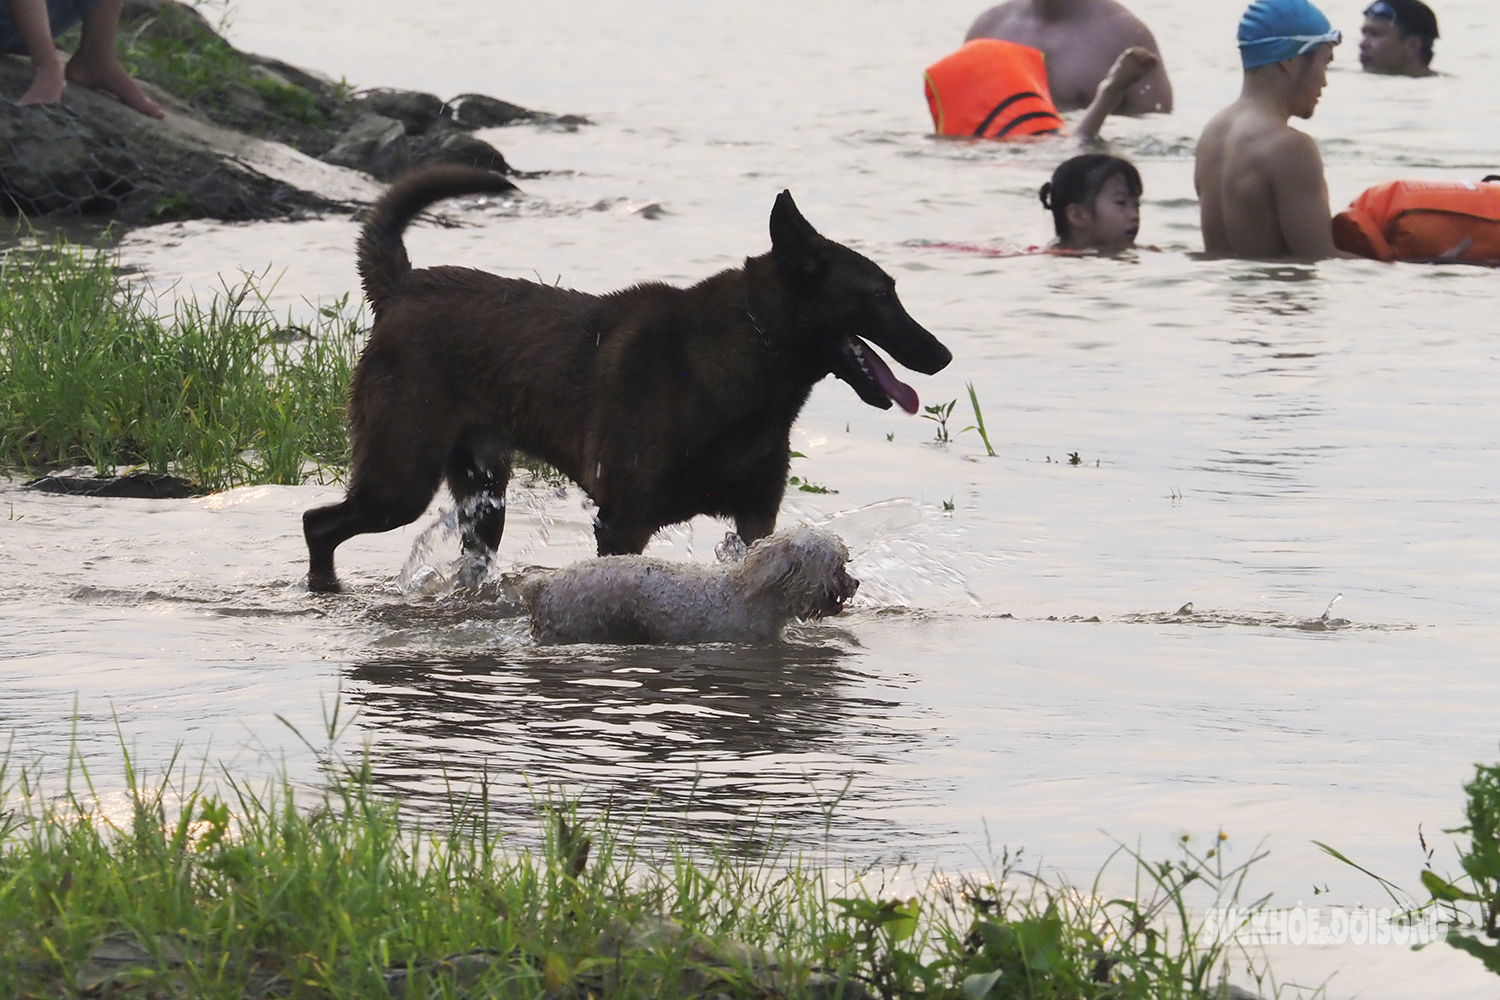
[519,526,858,645]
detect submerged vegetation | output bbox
[0,238,360,493]
[0,728,1285,1000]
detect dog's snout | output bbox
[835,567,859,603]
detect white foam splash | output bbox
[794,498,990,608]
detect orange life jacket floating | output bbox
[924,39,1065,141]
[1333,177,1500,263]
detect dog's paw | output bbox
[307,570,342,594]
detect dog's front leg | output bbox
[733,509,778,546]
[593,513,655,556]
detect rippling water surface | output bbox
[3,0,1499,994]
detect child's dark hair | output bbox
[1039,155,1143,239]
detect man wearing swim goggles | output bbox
[1193,0,1357,260]
[1359,0,1439,77]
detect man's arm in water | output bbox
[1075,46,1156,139]
[1114,18,1173,114]
[1269,130,1352,260]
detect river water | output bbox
[3,0,1499,994]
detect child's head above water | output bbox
[1039,155,1143,253]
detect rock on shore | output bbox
[0,0,585,224]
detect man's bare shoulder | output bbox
[1261,122,1320,159]
[1197,104,1237,147]
[1089,0,1158,41]
[1202,102,1306,151]
[1228,116,1320,177]
[964,0,1033,40]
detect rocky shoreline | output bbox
[0,0,584,224]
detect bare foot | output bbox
[17,59,66,105]
[65,51,165,118]
[1098,46,1159,98]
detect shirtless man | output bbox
[1194,0,1354,260]
[2,0,165,117]
[964,0,1172,114]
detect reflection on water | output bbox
[341,636,924,850]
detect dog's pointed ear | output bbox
[770,190,827,282]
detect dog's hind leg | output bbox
[304,409,450,591]
[446,425,513,573]
[304,472,444,592]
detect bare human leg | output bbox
[6,0,66,105]
[65,0,164,118]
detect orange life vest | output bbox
[1333,178,1500,263]
[924,39,1065,141]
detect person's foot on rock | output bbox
[65,50,165,118]
[17,59,66,105]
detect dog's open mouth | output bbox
[802,568,860,621]
[838,335,919,414]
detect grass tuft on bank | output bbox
[0,727,1285,999]
[121,1,329,127]
[0,238,359,493]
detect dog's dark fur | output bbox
[304,166,951,591]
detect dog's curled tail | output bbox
[356,166,520,315]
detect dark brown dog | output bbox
[304,166,951,591]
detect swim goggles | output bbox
[1364,1,1398,21]
[1239,27,1343,57]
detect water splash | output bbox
[714,531,747,563]
[809,498,989,608]
[395,496,500,596]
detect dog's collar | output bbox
[746,301,772,350]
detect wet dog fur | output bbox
[303,166,951,591]
[520,526,858,644]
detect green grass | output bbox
[0,710,1287,999]
[1321,757,1500,978]
[964,383,996,458]
[119,3,328,127]
[0,238,360,493]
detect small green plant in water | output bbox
[965,381,998,457]
[787,450,838,494]
[923,399,957,443]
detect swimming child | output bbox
[1039,153,1142,253]
[907,153,1144,258]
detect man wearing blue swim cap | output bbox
[1193,0,1354,259]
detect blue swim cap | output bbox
[1238,0,1341,69]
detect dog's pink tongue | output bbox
[864,344,919,414]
